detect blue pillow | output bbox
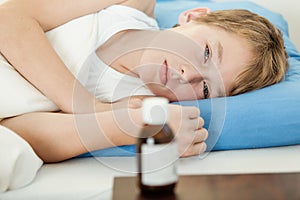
[79,1,300,157]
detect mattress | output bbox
[1,145,300,200]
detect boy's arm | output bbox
[0,0,138,113]
[1,0,129,31]
[121,0,156,18]
[0,104,206,163]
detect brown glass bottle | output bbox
[137,97,178,195]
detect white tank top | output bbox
[84,52,154,102]
[48,5,158,102]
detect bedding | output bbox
[0,126,43,192]
[0,0,299,198]
[1,145,300,200]
[0,0,299,157]
[80,0,300,157]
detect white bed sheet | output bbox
[1,145,300,200]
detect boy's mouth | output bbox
[160,59,168,85]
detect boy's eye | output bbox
[203,81,209,99]
[204,45,210,63]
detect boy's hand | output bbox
[104,97,208,158]
[168,104,208,157]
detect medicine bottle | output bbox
[137,97,178,195]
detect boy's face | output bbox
[138,23,253,101]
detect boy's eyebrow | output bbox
[217,41,223,65]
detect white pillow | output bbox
[0,125,43,192]
[0,55,59,120]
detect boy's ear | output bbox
[178,7,210,25]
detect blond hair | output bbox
[194,9,288,96]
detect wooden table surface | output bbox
[113,173,300,200]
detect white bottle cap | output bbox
[142,97,169,125]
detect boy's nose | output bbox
[175,65,203,83]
